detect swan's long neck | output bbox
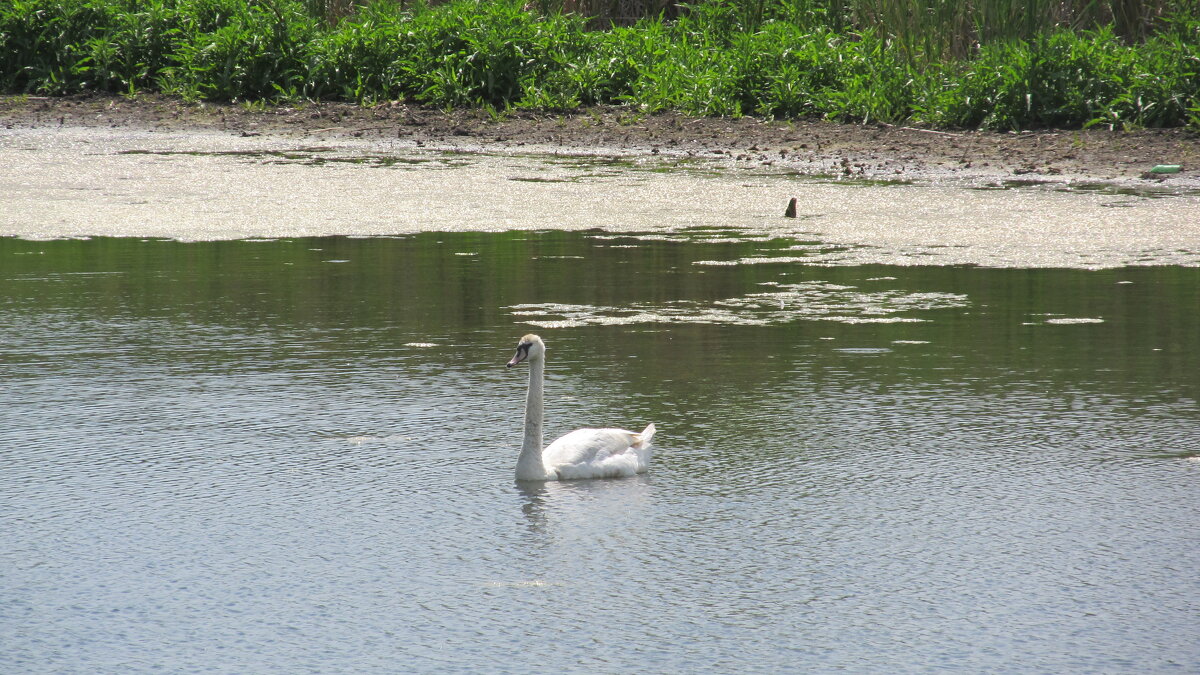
[516,354,547,480]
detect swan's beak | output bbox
[507,340,533,367]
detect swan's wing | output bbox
[543,428,635,466]
[543,426,655,480]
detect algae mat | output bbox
[3,127,1198,268]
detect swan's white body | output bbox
[507,334,655,481]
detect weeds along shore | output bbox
[2,0,1198,130]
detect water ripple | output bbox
[3,236,1198,674]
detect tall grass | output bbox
[845,0,1185,62]
[2,0,1198,129]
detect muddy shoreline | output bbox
[3,93,1198,188]
[4,93,1198,268]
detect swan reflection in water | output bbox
[516,474,656,534]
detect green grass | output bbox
[2,0,1198,129]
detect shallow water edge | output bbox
[2,126,1198,268]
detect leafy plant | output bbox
[1,0,1197,128]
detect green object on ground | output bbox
[1150,165,1182,173]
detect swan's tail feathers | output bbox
[631,423,656,474]
[635,423,656,447]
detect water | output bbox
[2,233,1198,674]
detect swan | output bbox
[506,334,655,481]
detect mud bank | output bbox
[2,96,1198,268]
[4,94,1199,187]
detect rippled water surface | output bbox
[2,233,1198,673]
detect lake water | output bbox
[2,232,1198,673]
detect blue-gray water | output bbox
[2,233,1198,673]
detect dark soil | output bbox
[4,93,1198,186]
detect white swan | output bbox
[506,334,655,481]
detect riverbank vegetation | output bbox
[2,0,1198,129]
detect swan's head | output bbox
[506,334,545,367]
